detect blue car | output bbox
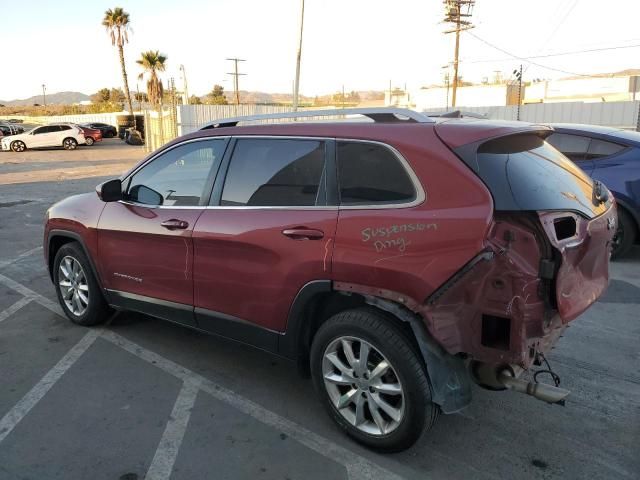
[547,124,640,258]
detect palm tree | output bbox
[136,51,168,106]
[102,7,134,115]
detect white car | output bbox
[1,124,86,152]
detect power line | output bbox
[459,42,640,65]
[465,31,592,77]
[226,58,246,105]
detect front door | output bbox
[98,138,228,326]
[29,126,55,148]
[192,137,338,346]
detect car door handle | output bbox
[282,228,324,240]
[161,219,189,230]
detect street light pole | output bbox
[42,84,46,107]
[292,0,305,112]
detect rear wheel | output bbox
[62,137,78,150]
[11,140,26,152]
[85,136,95,146]
[310,308,438,452]
[611,208,636,260]
[53,242,110,326]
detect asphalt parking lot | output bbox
[0,142,639,479]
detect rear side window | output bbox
[587,139,626,159]
[546,133,590,162]
[337,141,416,205]
[59,125,71,131]
[220,138,325,207]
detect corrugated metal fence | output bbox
[177,104,310,135]
[426,100,640,129]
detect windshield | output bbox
[476,134,610,218]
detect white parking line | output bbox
[0,272,64,317]
[102,331,406,480]
[0,329,100,444]
[145,380,200,480]
[0,246,43,269]
[0,297,32,323]
[0,253,408,480]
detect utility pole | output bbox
[179,64,190,105]
[42,84,46,107]
[513,64,523,121]
[292,0,305,111]
[226,58,246,105]
[442,1,475,107]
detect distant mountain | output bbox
[0,91,90,106]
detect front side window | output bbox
[32,127,49,135]
[127,139,226,206]
[337,141,416,205]
[220,138,325,206]
[546,133,591,162]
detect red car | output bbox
[77,124,103,146]
[44,108,615,451]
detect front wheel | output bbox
[11,140,26,152]
[611,208,636,260]
[310,308,439,452]
[62,137,78,150]
[53,242,110,326]
[85,136,94,146]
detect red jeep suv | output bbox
[44,108,615,451]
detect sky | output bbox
[1,0,640,100]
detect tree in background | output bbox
[109,88,126,103]
[189,95,202,105]
[136,50,167,106]
[91,88,112,104]
[102,7,135,114]
[206,85,228,105]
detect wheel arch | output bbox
[47,230,104,290]
[280,281,472,414]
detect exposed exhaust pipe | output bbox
[498,369,570,405]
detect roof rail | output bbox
[424,110,487,119]
[199,107,434,130]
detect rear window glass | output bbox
[337,141,416,205]
[476,134,610,218]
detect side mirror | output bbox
[129,184,164,206]
[96,179,123,202]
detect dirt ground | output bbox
[0,138,145,184]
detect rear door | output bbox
[98,138,228,326]
[192,136,337,346]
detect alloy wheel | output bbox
[63,139,77,150]
[322,336,405,436]
[58,256,89,316]
[11,141,25,152]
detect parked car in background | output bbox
[0,124,25,136]
[76,124,103,146]
[1,123,85,152]
[81,122,117,138]
[44,108,615,451]
[547,124,640,258]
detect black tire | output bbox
[85,136,95,146]
[105,130,115,138]
[53,242,110,326]
[310,308,439,452]
[62,137,78,150]
[11,140,26,152]
[611,208,636,260]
